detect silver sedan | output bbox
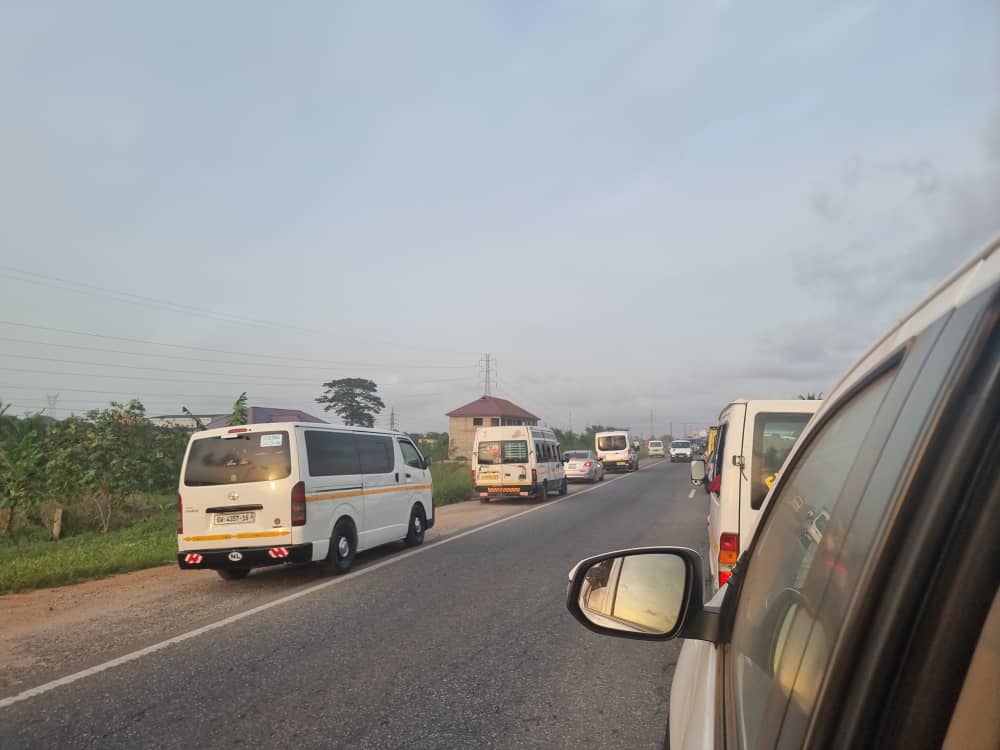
[563,450,605,482]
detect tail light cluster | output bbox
[719,532,739,588]
[583,461,592,467]
[531,468,538,484]
[708,475,721,494]
[177,494,184,535]
[291,481,307,526]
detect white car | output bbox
[648,440,666,457]
[669,440,693,462]
[566,238,1000,750]
[563,450,605,482]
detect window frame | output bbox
[397,438,424,470]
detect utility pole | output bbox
[649,409,654,441]
[389,406,397,431]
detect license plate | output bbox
[488,487,521,494]
[216,511,255,525]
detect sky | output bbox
[0,0,997,435]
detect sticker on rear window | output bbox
[260,434,283,448]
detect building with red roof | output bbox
[445,395,539,458]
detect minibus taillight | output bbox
[291,481,307,526]
[177,494,184,535]
[708,475,721,494]
[531,468,538,484]
[719,570,733,587]
[719,532,739,565]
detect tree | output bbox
[316,378,385,427]
[182,406,208,430]
[229,392,248,426]
[0,424,44,534]
[798,392,824,400]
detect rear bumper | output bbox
[475,483,540,499]
[603,460,635,472]
[670,454,692,462]
[178,542,313,570]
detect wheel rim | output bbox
[414,516,422,534]
[338,536,350,558]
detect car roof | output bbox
[191,422,406,438]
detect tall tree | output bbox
[182,406,208,430]
[316,378,385,427]
[229,392,248,426]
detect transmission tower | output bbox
[478,353,496,396]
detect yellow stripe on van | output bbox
[306,484,433,502]
[183,533,234,542]
[235,530,290,539]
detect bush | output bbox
[431,461,472,506]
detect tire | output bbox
[323,519,356,575]
[558,478,568,496]
[538,480,549,501]
[599,470,605,482]
[216,568,250,581]
[405,504,426,547]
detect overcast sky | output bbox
[1,1,997,435]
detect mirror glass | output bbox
[577,553,687,635]
[690,459,706,484]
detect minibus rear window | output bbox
[478,440,530,464]
[750,413,813,508]
[597,436,627,451]
[184,431,291,486]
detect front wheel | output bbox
[405,504,426,547]
[217,568,250,581]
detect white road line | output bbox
[0,461,666,710]
[688,489,695,499]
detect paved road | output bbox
[0,461,708,749]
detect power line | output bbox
[0,266,484,356]
[0,322,475,369]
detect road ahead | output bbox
[0,461,708,749]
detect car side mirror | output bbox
[422,456,432,469]
[690,459,706,486]
[566,547,719,642]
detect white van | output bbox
[669,439,693,462]
[473,425,567,501]
[595,430,638,472]
[692,399,820,590]
[177,422,433,580]
[647,440,665,457]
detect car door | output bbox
[357,432,400,546]
[397,437,431,522]
[717,289,997,749]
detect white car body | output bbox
[670,440,693,462]
[563,450,605,482]
[473,426,566,499]
[704,399,820,590]
[648,440,666,457]
[177,422,433,574]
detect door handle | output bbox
[405,473,412,479]
[395,472,399,482]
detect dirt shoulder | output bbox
[0,492,554,696]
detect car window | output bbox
[305,430,360,477]
[750,412,813,509]
[357,434,394,474]
[398,439,423,469]
[729,372,894,750]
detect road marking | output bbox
[0,460,667,710]
[688,489,695,499]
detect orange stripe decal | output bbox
[235,530,290,539]
[307,484,433,502]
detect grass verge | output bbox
[0,515,176,595]
[431,461,473,506]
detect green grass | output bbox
[0,514,176,595]
[431,461,473,506]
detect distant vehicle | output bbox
[692,398,821,590]
[473,426,567,501]
[563,450,605,482]
[647,440,665,457]
[669,440,693,462]
[595,430,638,472]
[177,422,433,580]
[567,237,1000,750]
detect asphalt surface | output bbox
[0,460,709,749]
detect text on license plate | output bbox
[216,511,255,525]
[488,487,521,494]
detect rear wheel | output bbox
[558,478,567,496]
[405,504,426,547]
[216,568,250,581]
[323,519,356,575]
[538,480,549,501]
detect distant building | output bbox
[445,396,539,458]
[204,407,327,430]
[150,413,227,429]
